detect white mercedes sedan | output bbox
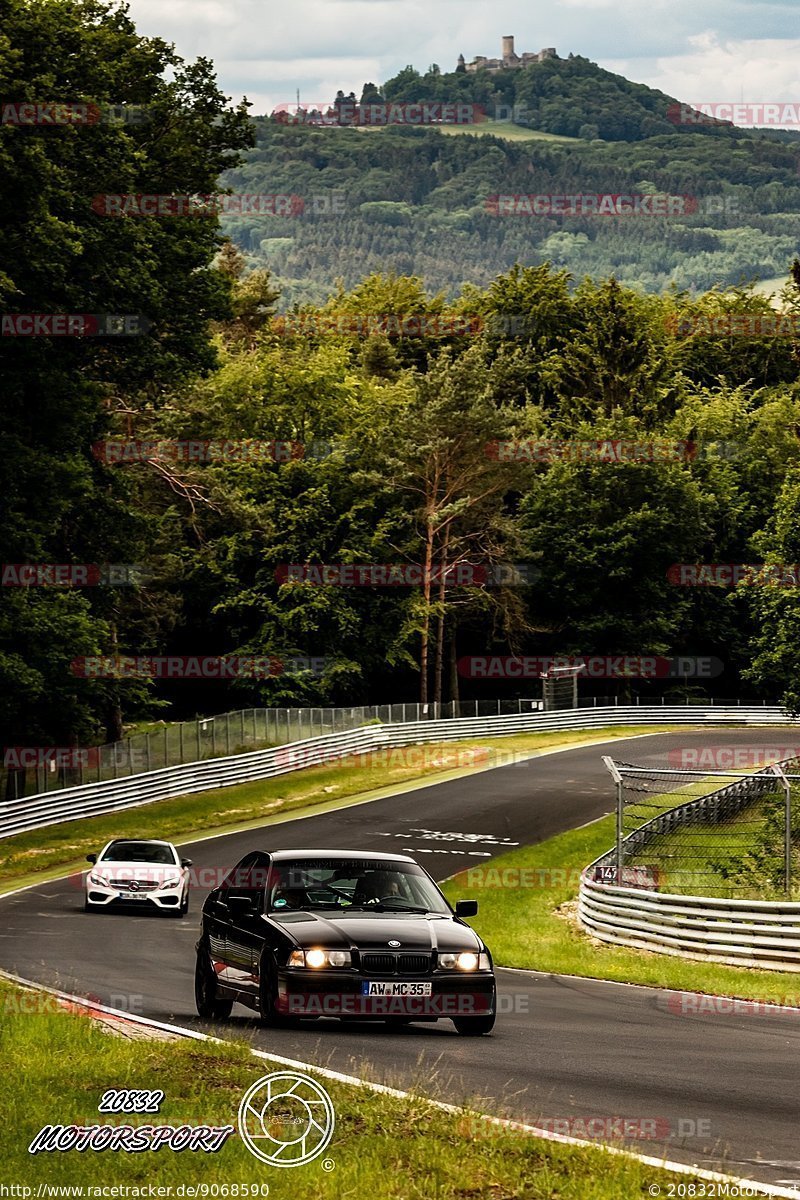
[84,838,192,917]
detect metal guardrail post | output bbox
[602,756,624,884]
[773,764,792,897]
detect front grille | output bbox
[397,954,430,974]
[360,952,431,975]
[362,953,394,973]
[118,880,159,891]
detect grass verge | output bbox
[0,724,677,894]
[0,977,710,1198]
[442,814,800,1003]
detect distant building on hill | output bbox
[459,36,557,74]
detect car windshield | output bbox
[266,859,451,914]
[101,842,177,865]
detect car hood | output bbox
[91,862,181,884]
[268,910,482,952]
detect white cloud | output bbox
[607,34,800,117]
[125,0,800,117]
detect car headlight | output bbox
[157,876,182,890]
[439,951,490,971]
[88,872,110,887]
[288,948,351,969]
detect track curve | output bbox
[3,730,800,1189]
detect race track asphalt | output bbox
[3,729,800,1189]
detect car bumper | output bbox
[86,887,182,911]
[276,970,496,1019]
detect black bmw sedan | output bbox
[195,849,496,1035]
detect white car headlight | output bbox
[157,876,182,891]
[288,949,351,969]
[88,872,110,887]
[439,951,489,971]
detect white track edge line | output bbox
[0,968,796,1198]
[495,967,800,1014]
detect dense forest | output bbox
[5,0,800,759]
[219,57,800,304]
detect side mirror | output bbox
[181,858,193,868]
[227,893,254,915]
[455,899,478,918]
[86,853,97,864]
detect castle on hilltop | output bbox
[457,36,557,74]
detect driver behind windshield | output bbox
[353,870,403,905]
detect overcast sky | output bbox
[127,0,800,119]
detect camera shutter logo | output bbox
[237,1071,335,1166]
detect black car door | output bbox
[221,852,270,996]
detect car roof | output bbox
[267,849,415,864]
[104,838,175,848]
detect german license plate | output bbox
[119,892,148,900]
[361,981,432,997]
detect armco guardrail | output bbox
[0,704,795,840]
[1,697,773,801]
[579,760,800,970]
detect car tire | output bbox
[194,948,233,1020]
[452,1013,496,1036]
[83,897,91,913]
[258,953,290,1026]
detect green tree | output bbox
[0,0,252,745]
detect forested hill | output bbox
[220,56,800,306]
[382,55,745,143]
